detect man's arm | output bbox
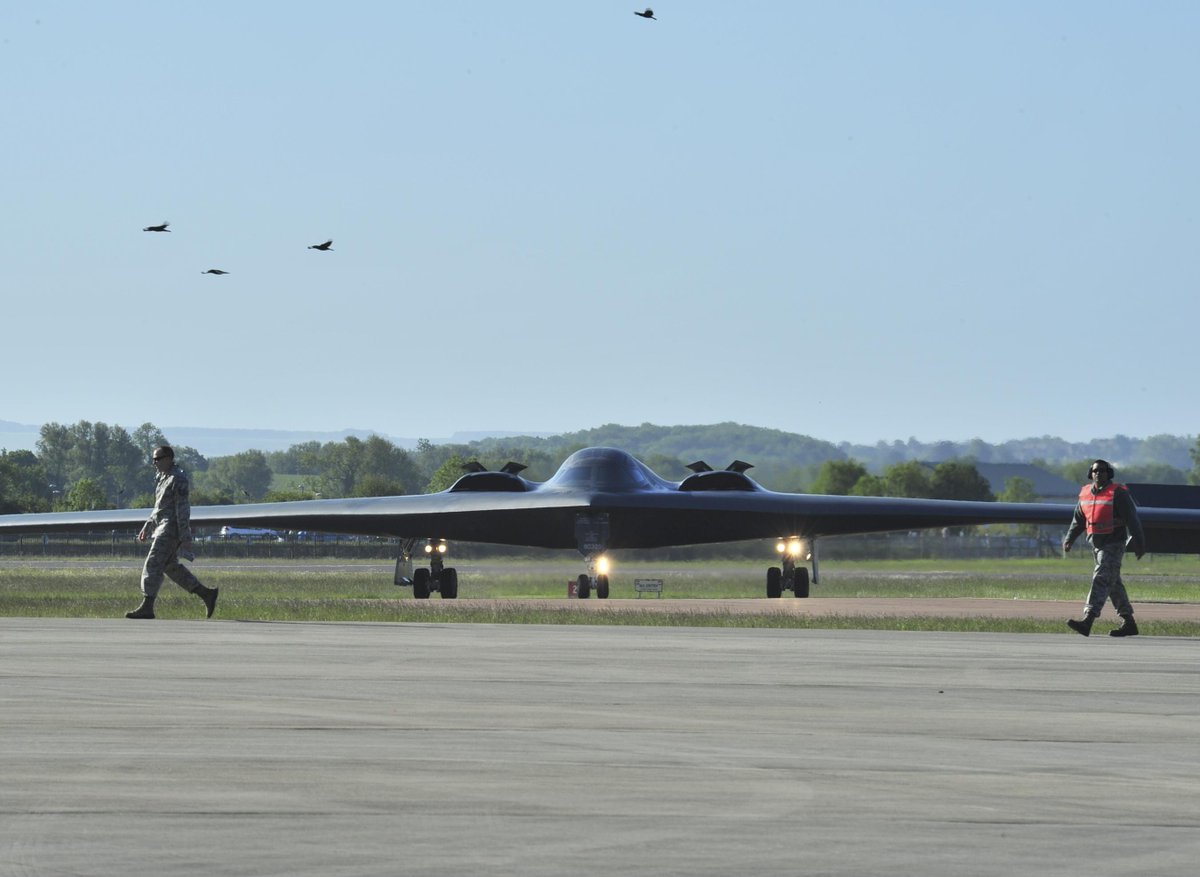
[1063,505,1085,552]
[1117,487,1145,558]
[138,479,159,541]
[173,472,194,545]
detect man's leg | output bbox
[1105,563,1133,618]
[1085,542,1126,618]
[165,557,219,618]
[1101,547,1138,636]
[1091,541,1138,636]
[127,537,171,618]
[1068,542,1120,636]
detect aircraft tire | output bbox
[441,567,458,599]
[596,574,610,599]
[577,573,591,600]
[413,567,431,599]
[794,566,810,598]
[766,566,782,598]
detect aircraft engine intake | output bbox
[678,460,759,492]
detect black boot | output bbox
[195,585,219,619]
[1109,616,1139,637]
[1067,616,1094,637]
[125,596,156,620]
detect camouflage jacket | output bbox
[146,464,193,542]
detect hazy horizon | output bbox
[3,417,1194,463]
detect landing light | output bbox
[776,539,804,557]
[424,540,448,554]
[596,555,610,575]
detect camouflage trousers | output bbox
[141,534,203,599]
[1084,540,1133,619]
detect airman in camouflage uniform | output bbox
[126,445,219,620]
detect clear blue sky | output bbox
[3,3,1196,446]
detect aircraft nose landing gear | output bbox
[574,513,611,599]
[574,556,611,600]
[394,538,458,599]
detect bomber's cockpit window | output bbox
[546,448,665,492]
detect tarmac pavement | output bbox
[2,618,1198,876]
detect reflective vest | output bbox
[1079,482,1127,535]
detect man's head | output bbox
[152,445,175,475]
[1088,459,1115,486]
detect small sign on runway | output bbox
[634,578,663,598]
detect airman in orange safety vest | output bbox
[1062,459,1145,637]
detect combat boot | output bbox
[194,585,219,619]
[1109,616,1139,637]
[125,597,156,620]
[1066,616,1094,637]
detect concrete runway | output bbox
[2,619,1198,876]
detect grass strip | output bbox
[2,561,1198,636]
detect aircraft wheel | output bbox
[793,566,810,598]
[596,574,610,599]
[441,567,458,599]
[766,566,782,598]
[413,567,431,599]
[577,573,591,600]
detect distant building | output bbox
[970,462,1078,504]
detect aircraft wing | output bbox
[0,483,1057,548]
[2,448,1198,553]
[0,491,590,546]
[1127,484,1200,554]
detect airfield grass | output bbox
[2,556,1199,635]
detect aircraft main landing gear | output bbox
[767,539,813,598]
[394,538,458,599]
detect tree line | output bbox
[471,422,1199,489]
[2,419,1198,514]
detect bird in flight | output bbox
[143,222,171,232]
[634,8,656,19]
[308,240,333,251]
[201,269,229,275]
